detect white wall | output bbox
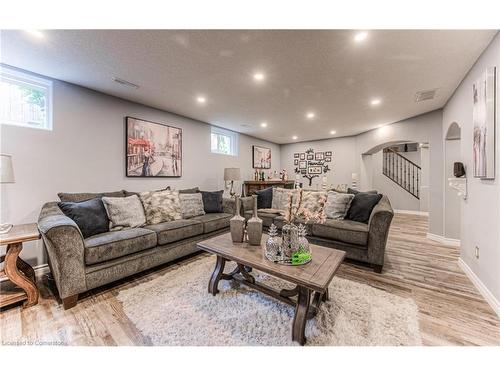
[442,33,500,303]
[0,79,281,267]
[444,139,461,239]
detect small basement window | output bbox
[211,126,238,156]
[1,65,53,130]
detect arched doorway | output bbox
[444,122,462,240]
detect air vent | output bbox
[415,89,438,102]
[112,77,140,89]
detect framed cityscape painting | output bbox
[126,117,182,177]
[473,67,496,179]
[253,145,271,169]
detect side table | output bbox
[0,223,40,309]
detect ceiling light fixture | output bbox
[306,112,315,119]
[370,98,382,106]
[196,96,206,104]
[330,130,337,135]
[292,135,298,140]
[25,30,45,39]
[253,72,265,82]
[260,122,267,128]
[354,31,368,42]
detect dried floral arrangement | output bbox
[282,189,327,224]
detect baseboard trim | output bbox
[426,232,461,247]
[458,258,500,318]
[0,263,50,283]
[394,209,429,217]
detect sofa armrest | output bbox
[38,202,87,299]
[366,196,394,266]
[222,196,254,215]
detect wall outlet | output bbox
[474,246,479,259]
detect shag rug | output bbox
[117,256,422,346]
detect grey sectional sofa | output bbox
[38,192,234,309]
[241,195,394,273]
[38,190,393,310]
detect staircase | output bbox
[383,148,421,199]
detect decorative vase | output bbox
[247,196,263,245]
[230,196,245,243]
[281,222,299,262]
[265,223,281,261]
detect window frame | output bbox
[0,65,53,131]
[210,126,239,156]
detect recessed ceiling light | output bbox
[354,31,368,42]
[292,135,298,140]
[306,112,315,119]
[260,122,267,128]
[370,98,382,106]
[25,30,44,39]
[196,96,206,104]
[330,130,337,135]
[253,72,265,82]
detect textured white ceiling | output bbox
[1,30,496,143]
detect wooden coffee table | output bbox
[197,232,345,345]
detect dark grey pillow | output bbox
[124,187,171,197]
[200,190,224,213]
[345,193,383,223]
[347,188,378,195]
[255,187,273,209]
[179,187,200,194]
[58,198,109,238]
[58,190,126,202]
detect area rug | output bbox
[117,255,422,345]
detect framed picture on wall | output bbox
[308,166,322,174]
[299,160,307,169]
[126,116,182,177]
[299,153,306,160]
[300,169,307,174]
[315,152,324,160]
[306,154,313,160]
[294,159,299,166]
[253,145,272,169]
[294,153,300,158]
[325,151,332,157]
[325,157,332,162]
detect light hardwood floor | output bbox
[1,213,499,345]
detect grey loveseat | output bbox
[38,190,234,309]
[240,195,394,273]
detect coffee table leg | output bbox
[292,286,311,345]
[208,255,226,296]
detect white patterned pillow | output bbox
[139,190,182,224]
[102,195,146,231]
[297,190,327,217]
[179,193,205,219]
[324,191,355,220]
[271,187,299,213]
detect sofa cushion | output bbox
[297,190,327,217]
[58,190,126,202]
[271,187,299,213]
[200,190,224,213]
[255,187,273,209]
[347,188,378,195]
[179,187,200,194]
[345,193,383,224]
[139,190,182,224]
[58,198,109,238]
[145,219,203,245]
[102,195,146,230]
[84,228,157,265]
[324,191,355,220]
[244,209,280,227]
[192,213,231,233]
[311,219,369,246]
[179,193,205,219]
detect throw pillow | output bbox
[271,187,299,213]
[102,195,146,231]
[179,193,205,218]
[297,190,327,216]
[58,190,126,202]
[139,190,182,225]
[255,187,273,209]
[345,192,383,223]
[179,187,200,194]
[200,190,224,213]
[324,191,355,220]
[58,198,109,238]
[347,188,378,195]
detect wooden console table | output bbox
[0,223,40,309]
[243,180,295,196]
